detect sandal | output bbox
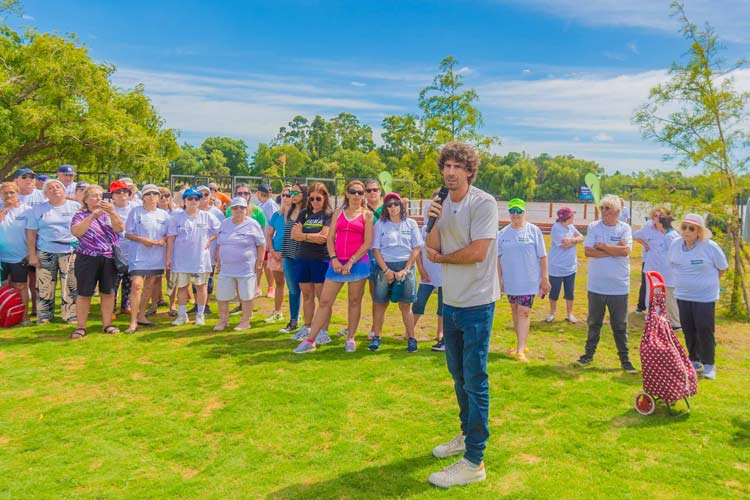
[168,309,178,317]
[137,320,156,327]
[102,325,120,334]
[70,328,86,340]
[124,326,137,334]
[517,353,530,363]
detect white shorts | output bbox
[216,275,257,302]
[174,272,211,288]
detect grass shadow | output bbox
[730,418,750,448]
[522,363,582,380]
[609,403,693,428]
[267,454,436,499]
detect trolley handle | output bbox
[646,271,666,294]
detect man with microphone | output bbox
[424,141,500,488]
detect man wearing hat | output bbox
[255,184,279,297]
[56,164,77,199]
[14,168,46,207]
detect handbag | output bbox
[100,216,128,274]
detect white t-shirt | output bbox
[653,230,681,287]
[634,222,665,268]
[258,198,279,229]
[373,218,423,262]
[0,204,31,263]
[27,200,80,254]
[19,189,46,207]
[584,220,632,295]
[437,186,501,308]
[114,202,136,260]
[125,207,170,271]
[217,218,266,278]
[548,222,582,277]
[63,182,77,197]
[669,238,728,302]
[167,210,220,273]
[497,223,547,296]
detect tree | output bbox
[419,56,483,145]
[201,136,249,176]
[170,143,203,176]
[0,25,178,180]
[634,1,750,318]
[380,114,423,160]
[330,112,375,153]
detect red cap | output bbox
[556,207,575,222]
[383,192,401,202]
[109,180,129,193]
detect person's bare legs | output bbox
[100,293,115,329]
[566,299,576,320]
[372,301,388,337]
[215,300,229,330]
[272,270,285,313]
[306,280,344,340]
[128,275,145,332]
[548,299,558,319]
[514,304,531,361]
[11,281,29,322]
[237,300,254,329]
[140,276,158,320]
[76,296,92,330]
[346,280,366,340]
[299,282,315,328]
[399,301,416,339]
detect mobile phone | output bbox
[103,192,112,200]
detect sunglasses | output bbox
[113,189,130,195]
[235,191,250,197]
[185,196,200,202]
[160,193,172,199]
[282,193,292,198]
[365,188,380,193]
[231,205,247,209]
[349,189,365,196]
[509,208,524,214]
[210,187,218,192]
[681,224,697,232]
[290,190,301,196]
[143,192,159,197]
[19,174,36,179]
[309,196,325,202]
[385,201,401,208]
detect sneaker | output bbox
[336,327,348,337]
[293,325,310,341]
[366,331,376,340]
[188,304,210,315]
[172,313,189,326]
[195,314,206,326]
[315,329,331,345]
[230,305,242,316]
[431,339,446,352]
[279,320,298,334]
[702,364,716,379]
[622,361,638,374]
[293,340,316,354]
[575,355,593,367]
[635,307,646,314]
[368,336,381,351]
[265,311,283,323]
[428,458,486,488]
[566,315,579,324]
[691,360,704,373]
[432,433,466,458]
[345,339,356,352]
[407,338,418,353]
[544,314,555,322]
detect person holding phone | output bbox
[496,198,550,362]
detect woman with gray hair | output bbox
[575,194,637,373]
[668,213,728,380]
[26,179,81,325]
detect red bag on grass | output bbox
[0,285,24,327]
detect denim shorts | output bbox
[412,283,443,316]
[549,273,576,301]
[373,260,417,304]
[295,258,329,284]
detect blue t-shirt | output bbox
[0,204,32,263]
[497,223,547,296]
[373,218,423,262]
[548,222,581,277]
[268,211,285,252]
[669,238,728,302]
[167,210,220,273]
[125,206,170,271]
[114,202,136,260]
[27,200,80,254]
[584,220,632,295]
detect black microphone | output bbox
[425,187,449,233]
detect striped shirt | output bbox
[71,211,118,258]
[281,213,300,259]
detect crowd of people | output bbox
[0,146,732,488]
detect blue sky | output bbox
[9,0,750,173]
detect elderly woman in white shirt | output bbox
[546,207,583,323]
[214,197,266,331]
[647,214,681,329]
[668,213,728,380]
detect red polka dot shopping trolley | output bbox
[634,271,698,416]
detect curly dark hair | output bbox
[381,194,406,222]
[438,141,481,185]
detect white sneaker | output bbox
[265,311,283,323]
[544,314,555,322]
[172,313,189,326]
[432,433,466,458]
[315,329,331,345]
[428,458,486,488]
[702,364,716,379]
[195,314,206,326]
[336,327,348,337]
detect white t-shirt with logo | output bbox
[0,204,32,263]
[125,206,170,271]
[373,218,423,262]
[167,210,220,273]
[584,220,633,295]
[669,238,728,302]
[548,222,582,277]
[497,223,547,296]
[216,218,266,278]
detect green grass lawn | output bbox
[1,242,749,499]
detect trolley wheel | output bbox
[634,392,656,416]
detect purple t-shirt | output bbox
[71,211,118,258]
[217,218,266,278]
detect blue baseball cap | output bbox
[57,164,76,174]
[182,188,203,199]
[37,174,49,182]
[14,168,36,178]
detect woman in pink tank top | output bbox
[293,180,373,354]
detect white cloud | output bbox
[593,132,614,142]
[351,81,367,87]
[21,14,34,20]
[499,0,750,43]
[626,41,639,55]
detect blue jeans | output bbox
[442,302,495,466]
[282,257,301,321]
